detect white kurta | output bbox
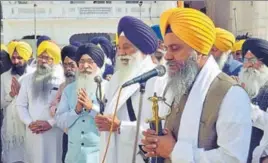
[156,57,252,163]
[16,69,64,163]
[0,67,35,163]
[100,56,157,163]
[251,104,268,163]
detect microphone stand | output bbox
[96,83,105,115]
[131,82,146,163]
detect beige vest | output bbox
[164,73,238,163]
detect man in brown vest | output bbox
[141,7,252,162]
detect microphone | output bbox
[94,75,102,84]
[94,75,105,114]
[122,65,166,88]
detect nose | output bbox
[243,62,252,68]
[164,51,174,61]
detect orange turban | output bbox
[7,41,32,61]
[214,28,235,52]
[232,39,246,52]
[160,8,216,55]
[37,41,61,64]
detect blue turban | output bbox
[76,43,105,68]
[61,45,78,62]
[90,36,113,59]
[0,50,12,74]
[242,38,268,66]
[71,41,82,47]
[151,25,163,41]
[37,35,51,47]
[117,16,158,54]
[102,64,114,79]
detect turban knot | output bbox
[37,41,61,64]
[160,8,216,55]
[215,28,235,52]
[117,16,158,54]
[7,41,32,61]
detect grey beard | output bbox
[32,64,54,101]
[165,55,199,106]
[214,52,229,70]
[65,71,76,85]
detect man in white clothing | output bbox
[238,38,268,163]
[1,41,34,163]
[16,40,64,163]
[94,16,158,163]
[142,7,252,163]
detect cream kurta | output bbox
[16,69,64,163]
[0,67,35,163]
[100,56,157,163]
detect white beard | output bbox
[32,64,57,100]
[76,69,100,97]
[115,50,144,85]
[214,51,230,70]
[238,65,268,98]
[165,52,200,106]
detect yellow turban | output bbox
[214,28,235,52]
[160,8,216,55]
[232,39,246,52]
[7,41,32,61]
[1,44,8,52]
[37,41,61,64]
[115,33,118,45]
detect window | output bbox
[70,1,85,4]
[93,1,111,4]
[126,1,139,4]
[18,1,28,4]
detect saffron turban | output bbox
[214,28,235,52]
[151,25,163,41]
[232,39,246,52]
[242,38,268,66]
[7,41,32,61]
[160,8,216,55]
[1,44,7,52]
[37,40,61,64]
[76,43,105,68]
[90,36,113,59]
[61,45,78,62]
[117,16,158,54]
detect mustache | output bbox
[117,55,133,60]
[65,71,76,77]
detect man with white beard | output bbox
[16,40,64,163]
[55,43,105,163]
[94,16,158,163]
[142,8,252,163]
[211,27,242,76]
[237,38,268,163]
[1,41,34,163]
[49,44,78,163]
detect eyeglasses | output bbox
[78,59,95,65]
[243,57,262,64]
[37,55,53,62]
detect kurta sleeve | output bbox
[16,76,33,127]
[55,89,81,130]
[171,86,252,163]
[0,74,13,109]
[251,103,268,130]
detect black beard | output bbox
[11,64,27,76]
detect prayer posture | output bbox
[95,16,158,163]
[1,41,34,163]
[238,38,268,163]
[56,43,105,163]
[16,40,64,163]
[142,8,252,163]
[49,44,78,163]
[211,27,242,76]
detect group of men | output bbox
[1,5,268,163]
